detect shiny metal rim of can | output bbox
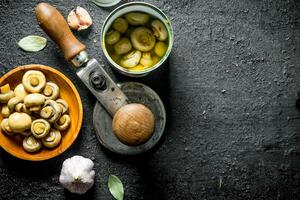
[92,0,121,7]
[101,1,174,77]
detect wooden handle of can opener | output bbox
[35,3,86,61]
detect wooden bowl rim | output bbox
[0,64,83,161]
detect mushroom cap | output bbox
[8,112,32,133]
[23,136,42,153]
[56,99,69,114]
[43,82,60,100]
[151,20,168,41]
[42,129,61,148]
[14,84,28,99]
[40,100,62,123]
[1,118,14,135]
[113,17,128,33]
[130,27,156,52]
[54,114,71,131]
[7,97,23,111]
[112,103,155,146]
[0,90,15,103]
[31,119,51,138]
[22,70,46,93]
[24,93,46,107]
[125,12,150,26]
[114,37,132,55]
[120,50,142,68]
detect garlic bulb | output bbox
[59,155,95,195]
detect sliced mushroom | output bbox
[113,17,128,33]
[22,70,46,93]
[130,27,156,52]
[24,93,45,108]
[0,84,14,103]
[140,52,153,67]
[31,119,51,138]
[54,114,71,131]
[23,136,42,153]
[42,129,61,148]
[114,37,132,55]
[125,12,149,26]
[105,30,121,45]
[1,105,11,117]
[120,50,142,68]
[7,97,23,112]
[40,100,62,123]
[8,112,32,133]
[154,41,167,57]
[43,82,60,100]
[14,84,28,99]
[1,118,14,135]
[56,99,69,114]
[151,20,168,41]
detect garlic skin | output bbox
[59,155,95,195]
[67,7,92,31]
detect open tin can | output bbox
[101,2,174,77]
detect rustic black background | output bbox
[0,0,300,199]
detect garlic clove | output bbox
[67,6,92,31]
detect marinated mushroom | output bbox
[24,94,46,111]
[140,52,153,67]
[105,30,121,45]
[114,37,132,55]
[43,82,60,100]
[54,114,71,131]
[56,99,69,114]
[151,20,168,41]
[0,84,15,103]
[7,97,23,112]
[42,129,61,148]
[22,70,46,93]
[152,55,160,65]
[1,118,14,135]
[14,84,28,99]
[125,12,149,26]
[1,105,11,117]
[40,100,62,123]
[8,112,32,133]
[130,27,156,52]
[31,119,51,138]
[113,18,128,33]
[120,50,142,68]
[154,41,167,57]
[23,136,42,153]
[129,64,146,71]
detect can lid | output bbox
[92,0,121,7]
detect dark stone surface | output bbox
[0,0,300,199]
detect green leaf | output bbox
[18,35,47,52]
[108,174,124,200]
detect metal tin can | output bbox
[101,2,174,77]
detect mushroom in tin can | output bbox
[113,18,128,33]
[120,50,142,68]
[130,27,156,52]
[114,37,132,55]
[105,30,121,45]
[125,12,149,26]
[151,20,168,41]
[140,52,153,67]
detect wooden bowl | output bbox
[0,64,83,161]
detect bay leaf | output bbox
[18,35,47,52]
[108,174,124,200]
